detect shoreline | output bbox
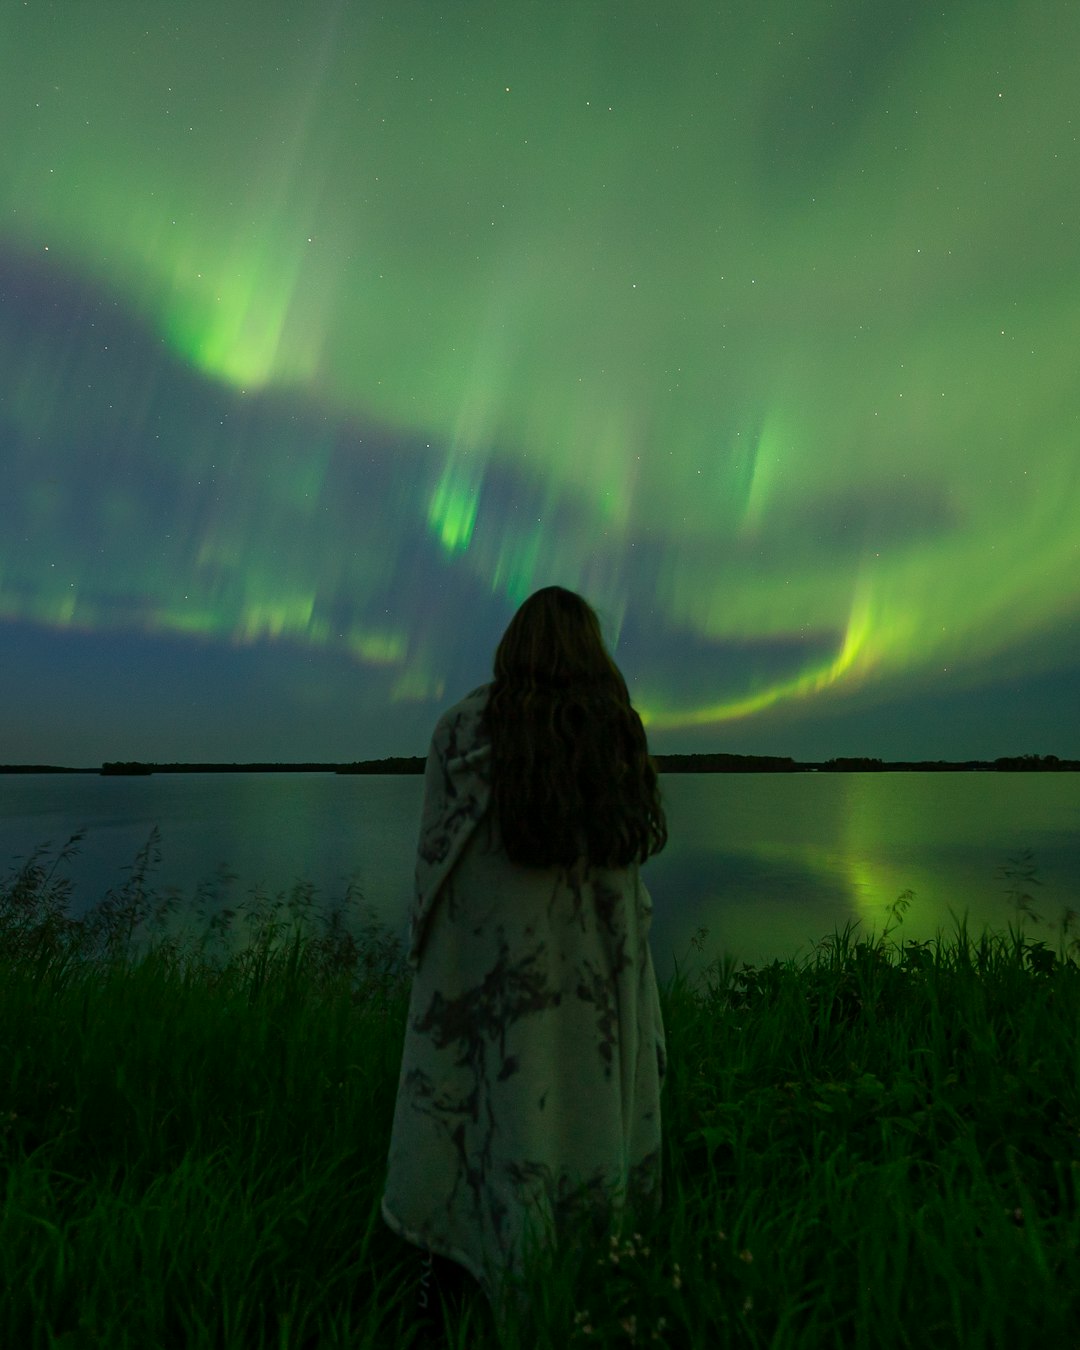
[2,752,1078,775]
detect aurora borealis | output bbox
[2,0,1079,763]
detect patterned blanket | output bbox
[380,682,667,1325]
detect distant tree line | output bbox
[988,754,1077,771]
[337,757,426,774]
[3,751,1076,777]
[99,761,351,775]
[818,754,1080,772]
[0,764,90,774]
[651,753,799,773]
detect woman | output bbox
[380,585,669,1332]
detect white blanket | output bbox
[381,683,667,1319]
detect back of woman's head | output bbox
[481,585,667,869]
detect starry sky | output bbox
[2,0,1079,765]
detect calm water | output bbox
[2,773,1078,987]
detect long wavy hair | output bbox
[479,586,668,869]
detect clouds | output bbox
[1,0,1079,760]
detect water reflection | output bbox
[645,773,1080,985]
[1,772,1078,988]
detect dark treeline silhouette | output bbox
[99,761,345,775]
[0,764,92,774]
[337,757,426,774]
[2,752,1078,776]
[652,753,798,773]
[817,754,1080,772]
[93,752,1080,775]
[988,754,1077,771]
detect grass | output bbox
[1,833,1078,1348]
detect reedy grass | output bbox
[1,833,1078,1348]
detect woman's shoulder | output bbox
[459,682,493,710]
[438,682,492,724]
[432,683,493,755]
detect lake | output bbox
[2,772,1078,987]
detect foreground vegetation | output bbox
[1,834,1078,1348]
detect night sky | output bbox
[2,0,1079,765]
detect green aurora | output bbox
[2,0,1079,756]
